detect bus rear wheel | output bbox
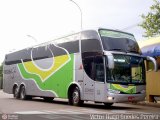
[19,85,28,100]
[13,86,19,99]
[71,87,83,106]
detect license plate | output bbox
[128,96,135,102]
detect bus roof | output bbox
[6,28,134,54]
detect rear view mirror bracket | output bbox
[146,56,158,72]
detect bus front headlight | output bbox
[107,96,114,100]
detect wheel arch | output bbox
[19,82,26,89]
[12,83,19,94]
[19,82,27,94]
[67,82,83,100]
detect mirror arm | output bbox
[146,56,158,72]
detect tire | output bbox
[19,86,27,100]
[71,87,83,106]
[103,103,113,107]
[13,86,19,99]
[43,97,54,102]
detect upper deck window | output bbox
[99,29,140,54]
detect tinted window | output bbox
[5,48,32,65]
[106,54,146,85]
[32,46,53,60]
[94,56,105,82]
[99,29,140,53]
[5,33,80,65]
[55,34,79,54]
[83,57,94,80]
[83,55,105,82]
[101,37,139,53]
[58,40,79,54]
[81,39,102,53]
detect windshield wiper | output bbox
[109,48,139,54]
[126,50,138,53]
[132,73,141,79]
[109,48,127,53]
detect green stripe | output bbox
[18,54,74,98]
[110,84,136,94]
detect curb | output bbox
[131,101,160,108]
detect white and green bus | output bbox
[3,28,157,106]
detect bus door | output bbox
[83,56,95,101]
[83,56,105,101]
[94,56,105,102]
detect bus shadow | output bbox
[8,97,140,111]
[80,103,139,110]
[28,97,140,111]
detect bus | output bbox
[3,28,157,106]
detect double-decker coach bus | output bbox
[3,28,157,106]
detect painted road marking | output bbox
[15,111,49,114]
[14,108,152,115]
[38,114,89,120]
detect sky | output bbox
[0,0,156,64]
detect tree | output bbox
[139,0,160,37]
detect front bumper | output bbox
[104,93,145,103]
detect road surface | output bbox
[0,90,160,120]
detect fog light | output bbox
[107,96,113,100]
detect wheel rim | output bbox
[73,90,79,104]
[20,87,25,99]
[14,87,18,98]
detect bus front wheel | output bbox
[103,103,113,107]
[70,87,83,106]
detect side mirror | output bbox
[107,55,115,69]
[146,56,158,72]
[104,52,115,69]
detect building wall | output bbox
[146,58,160,102]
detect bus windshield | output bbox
[106,54,146,85]
[99,29,140,53]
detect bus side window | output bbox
[83,57,94,80]
[81,39,102,53]
[94,56,105,82]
